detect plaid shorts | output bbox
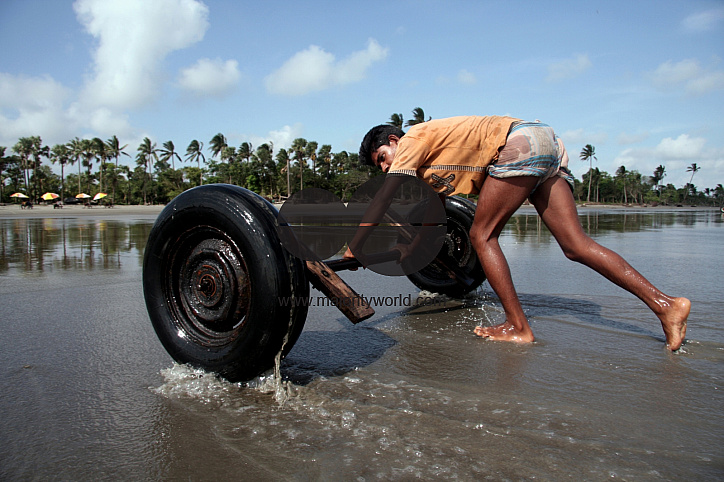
[488,121,574,192]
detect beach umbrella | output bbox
[11,192,29,198]
[41,192,60,201]
[93,192,108,201]
[76,193,91,199]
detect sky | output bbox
[1,0,723,190]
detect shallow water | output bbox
[1,208,722,479]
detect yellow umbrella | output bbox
[76,193,91,199]
[41,192,60,201]
[93,193,108,201]
[11,192,29,198]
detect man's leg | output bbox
[530,176,690,350]
[470,175,539,343]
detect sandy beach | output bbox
[0,203,166,218]
[1,200,716,220]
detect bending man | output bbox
[345,116,690,349]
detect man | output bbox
[344,116,690,350]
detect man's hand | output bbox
[390,243,413,264]
[342,247,358,270]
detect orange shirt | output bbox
[388,116,520,195]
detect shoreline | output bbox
[0,202,718,219]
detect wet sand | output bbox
[1,204,722,479]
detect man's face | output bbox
[371,135,399,173]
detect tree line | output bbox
[0,109,722,207]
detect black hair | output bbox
[358,124,405,167]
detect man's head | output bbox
[359,125,405,172]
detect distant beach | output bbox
[0,201,717,220]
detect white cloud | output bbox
[178,58,241,98]
[74,0,209,109]
[546,54,592,82]
[682,7,724,32]
[254,124,305,151]
[612,134,724,186]
[457,69,477,85]
[0,73,75,144]
[265,39,389,96]
[650,59,724,95]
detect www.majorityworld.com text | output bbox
[277,293,449,308]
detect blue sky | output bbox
[1,0,723,190]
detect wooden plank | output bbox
[305,260,375,324]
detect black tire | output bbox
[143,184,309,382]
[406,196,486,298]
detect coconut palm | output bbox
[91,137,106,194]
[684,163,701,201]
[580,144,597,203]
[276,148,291,197]
[209,133,227,159]
[0,146,6,201]
[67,137,84,195]
[405,107,430,127]
[106,135,129,202]
[185,140,206,186]
[616,165,628,204]
[291,138,308,191]
[50,144,70,201]
[306,140,318,183]
[220,146,236,184]
[136,137,158,205]
[159,140,182,171]
[12,137,35,197]
[652,165,666,195]
[159,140,183,188]
[388,113,404,129]
[80,138,95,194]
[238,142,253,165]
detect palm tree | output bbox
[579,144,597,203]
[0,146,6,201]
[305,141,318,184]
[684,163,701,202]
[185,140,205,186]
[91,137,106,194]
[12,137,34,197]
[50,144,70,201]
[291,138,308,191]
[220,146,236,184]
[136,137,158,205]
[106,135,129,202]
[159,140,183,188]
[616,165,628,204]
[209,133,227,159]
[238,142,253,165]
[80,138,95,194]
[405,107,430,127]
[388,113,404,129]
[652,165,666,196]
[276,148,291,197]
[67,137,84,195]
[159,140,182,171]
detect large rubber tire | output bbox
[143,184,309,382]
[405,196,486,298]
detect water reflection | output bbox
[0,218,151,274]
[504,208,721,242]
[0,209,719,275]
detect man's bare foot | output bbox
[474,321,535,344]
[659,297,690,351]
